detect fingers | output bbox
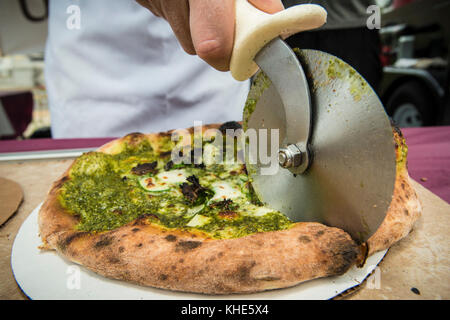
[188,0,235,71]
[136,0,196,55]
[160,1,197,55]
[137,0,285,71]
[248,0,284,14]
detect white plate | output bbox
[11,204,387,300]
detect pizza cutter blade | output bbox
[243,39,397,242]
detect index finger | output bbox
[188,0,235,71]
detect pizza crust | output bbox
[38,124,421,294]
[367,171,421,256]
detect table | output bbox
[0,126,449,300]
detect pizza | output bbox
[38,122,421,294]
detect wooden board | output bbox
[0,160,449,300]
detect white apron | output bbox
[45,0,249,138]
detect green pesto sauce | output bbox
[59,137,292,238]
[243,72,271,130]
[326,57,369,102]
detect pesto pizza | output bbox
[38,122,421,294]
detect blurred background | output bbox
[0,0,450,140]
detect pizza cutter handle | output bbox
[229,0,327,81]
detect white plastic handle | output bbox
[230,0,327,81]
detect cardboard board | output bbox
[0,177,23,226]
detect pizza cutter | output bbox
[230,1,397,242]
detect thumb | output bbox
[189,0,284,72]
[248,0,284,14]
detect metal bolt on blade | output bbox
[278,144,302,168]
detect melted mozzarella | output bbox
[156,169,187,184]
[186,214,210,227]
[210,181,243,201]
[251,206,274,216]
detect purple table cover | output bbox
[1,127,449,203]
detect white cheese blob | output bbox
[186,214,210,227]
[156,169,188,184]
[251,206,275,216]
[210,181,243,202]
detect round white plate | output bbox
[11,204,387,300]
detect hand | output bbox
[136,0,284,71]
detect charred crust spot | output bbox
[58,232,89,251]
[123,132,148,148]
[218,252,224,257]
[391,123,404,139]
[326,238,359,275]
[131,228,140,232]
[136,243,143,248]
[179,258,184,263]
[299,235,311,243]
[219,121,242,134]
[118,246,125,253]
[259,275,281,281]
[159,274,168,281]
[94,235,114,249]
[404,209,409,216]
[158,131,172,138]
[165,235,177,242]
[108,256,121,264]
[315,230,325,238]
[175,240,202,252]
[333,248,358,275]
[54,175,70,189]
[125,132,144,139]
[215,282,233,294]
[356,242,369,268]
[131,162,158,176]
[401,182,406,190]
[235,261,257,284]
[171,265,177,270]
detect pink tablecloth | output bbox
[401,126,450,204]
[1,127,449,203]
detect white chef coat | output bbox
[45,0,250,138]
